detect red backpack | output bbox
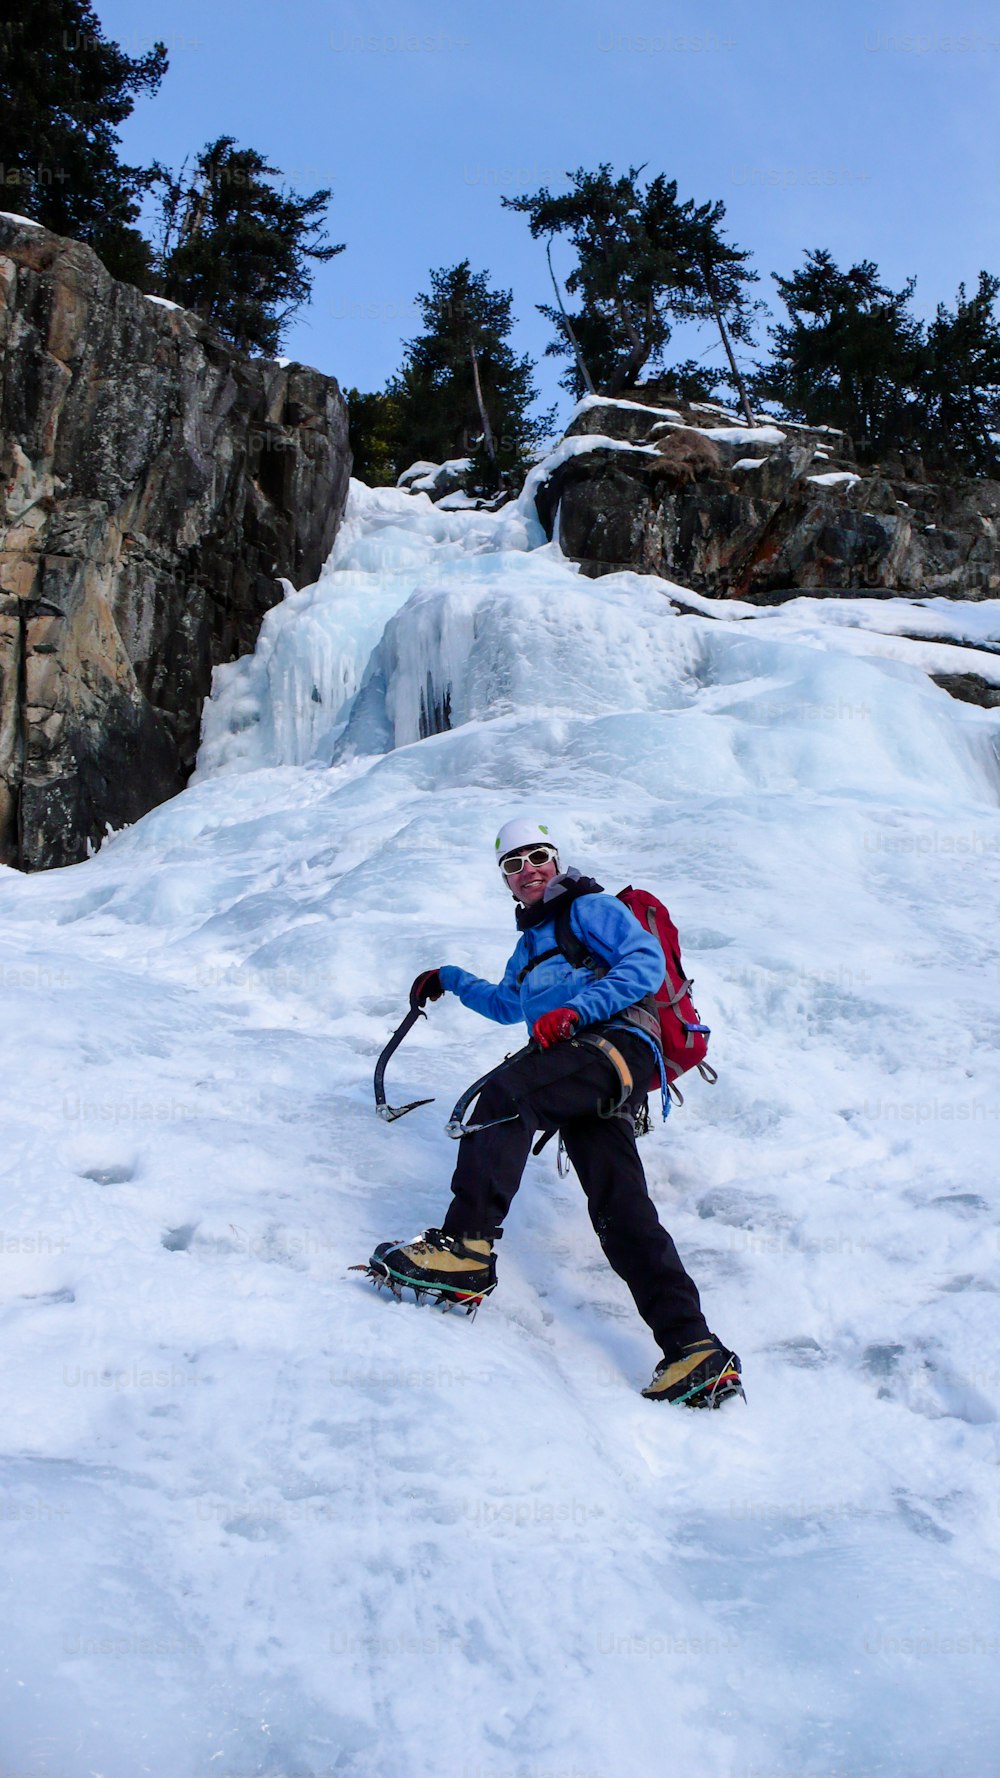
[554,885,717,1100]
[617,887,716,1095]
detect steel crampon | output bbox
[696,1363,746,1409]
[349,1263,490,1318]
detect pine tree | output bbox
[153,137,344,356]
[754,249,925,459]
[503,164,760,413]
[390,262,553,494]
[919,272,1000,477]
[0,0,167,284]
[504,165,676,397]
[666,195,762,422]
[656,359,729,403]
[347,388,405,487]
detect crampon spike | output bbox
[435,1288,487,1318]
[350,1262,401,1300]
[350,1263,490,1319]
[695,1365,746,1409]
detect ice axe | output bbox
[373,992,436,1122]
[444,1044,535,1137]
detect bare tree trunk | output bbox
[606,319,652,395]
[601,292,651,394]
[153,157,190,278]
[703,264,755,427]
[468,337,496,464]
[546,238,595,395]
[592,214,651,396]
[180,163,212,248]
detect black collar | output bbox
[515,869,604,931]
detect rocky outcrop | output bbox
[396,457,509,511]
[537,389,1000,603]
[397,458,473,500]
[930,671,1000,709]
[0,215,351,870]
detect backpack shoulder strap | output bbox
[554,898,607,975]
[516,888,609,985]
[515,943,561,986]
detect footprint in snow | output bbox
[774,1336,828,1368]
[221,1513,288,1542]
[894,1493,953,1543]
[696,1185,792,1231]
[863,1342,997,1424]
[162,1224,198,1252]
[928,1192,989,1217]
[861,1341,906,1381]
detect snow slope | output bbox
[2,480,1000,1778]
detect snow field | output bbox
[1,481,1000,1776]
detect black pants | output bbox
[441,1031,711,1358]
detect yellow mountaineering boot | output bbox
[364,1229,496,1314]
[642,1338,745,1408]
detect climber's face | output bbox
[501,848,559,906]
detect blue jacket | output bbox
[440,884,664,1036]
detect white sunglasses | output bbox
[500,844,559,877]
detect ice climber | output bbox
[367,819,743,1408]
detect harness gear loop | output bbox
[633,1099,652,1139]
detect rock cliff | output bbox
[0,215,351,871]
[535,384,1000,603]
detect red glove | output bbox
[532,1007,579,1049]
[410,969,444,1009]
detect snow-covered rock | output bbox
[808,470,863,489]
[397,457,474,501]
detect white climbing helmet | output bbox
[494,817,559,870]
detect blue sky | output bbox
[97,0,1000,427]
